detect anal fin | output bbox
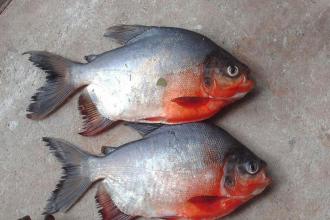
[78,90,115,136]
[188,196,222,212]
[95,182,137,220]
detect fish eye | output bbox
[244,160,260,175]
[226,65,239,77]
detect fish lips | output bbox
[208,78,255,102]
[235,78,255,95]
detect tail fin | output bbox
[23,51,85,120]
[43,137,95,214]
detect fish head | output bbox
[201,50,254,103]
[182,146,271,218]
[220,148,271,201]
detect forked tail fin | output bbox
[23,51,86,120]
[43,137,97,214]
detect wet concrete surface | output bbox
[0,0,329,219]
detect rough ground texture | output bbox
[0,0,329,219]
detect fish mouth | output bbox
[260,168,272,186]
[228,92,248,100]
[251,169,272,196]
[209,92,248,101]
[208,78,255,101]
[238,77,255,93]
[251,186,267,196]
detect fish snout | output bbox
[238,75,255,94]
[258,167,272,188]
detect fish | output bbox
[24,25,254,136]
[42,122,270,219]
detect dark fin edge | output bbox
[23,51,83,120]
[43,137,92,214]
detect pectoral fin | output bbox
[187,195,241,218]
[188,196,222,212]
[95,182,137,220]
[171,97,211,108]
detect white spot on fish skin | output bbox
[7,121,18,131]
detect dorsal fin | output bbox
[78,89,115,136]
[104,25,152,45]
[95,182,137,220]
[125,122,162,136]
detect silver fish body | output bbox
[43,123,270,219]
[94,123,238,216]
[80,27,216,121]
[25,25,253,136]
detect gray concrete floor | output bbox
[0,0,329,219]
